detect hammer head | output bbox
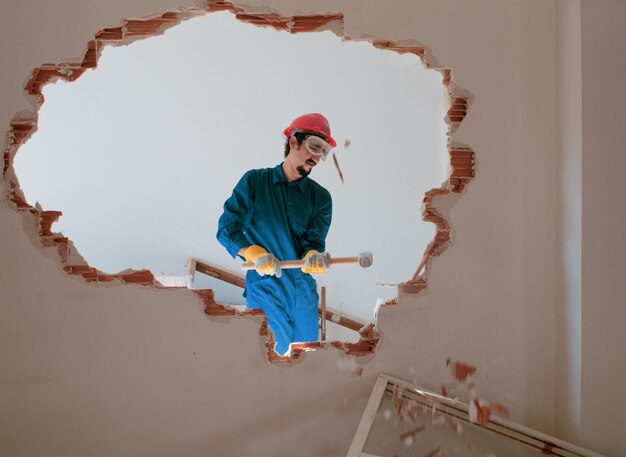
[358,252,373,268]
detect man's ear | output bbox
[289,135,298,151]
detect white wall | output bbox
[1,1,624,456]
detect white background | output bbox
[14,11,448,336]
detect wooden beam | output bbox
[191,258,246,289]
[320,309,365,332]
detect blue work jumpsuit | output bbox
[217,164,332,355]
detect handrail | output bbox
[188,256,366,333]
[188,257,245,288]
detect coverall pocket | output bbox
[246,275,278,309]
[294,275,318,310]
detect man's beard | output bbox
[296,165,311,178]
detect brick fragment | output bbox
[446,358,477,382]
[96,27,124,41]
[39,210,62,236]
[118,269,155,285]
[195,289,236,316]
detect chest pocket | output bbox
[287,188,313,236]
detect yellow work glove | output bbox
[244,245,281,278]
[302,250,330,275]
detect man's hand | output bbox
[302,250,330,275]
[244,245,282,278]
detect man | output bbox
[217,113,335,355]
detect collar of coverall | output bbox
[273,163,309,193]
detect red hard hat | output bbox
[283,113,337,148]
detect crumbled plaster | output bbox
[1,0,474,364]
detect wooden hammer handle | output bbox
[242,256,360,271]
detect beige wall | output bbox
[579,0,626,454]
[0,1,624,456]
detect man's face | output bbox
[289,136,322,178]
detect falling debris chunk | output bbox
[399,425,425,444]
[381,359,509,455]
[491,402,510,420]
[469,399,491,426]
[344,139,351,148]
[446,357,477,382]
[440,382,456,398]
[332,152,344,183]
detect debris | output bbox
[446,357,477,382]
[344,139,351,148]
[469,399,491,426]
[384,358,509,455]
[441,383,449,397]
[332,152,344,183]
[392,385,405,417]
[440,382,456,398]
[542,443,556,454]
[399,425,425,443]
[405,399,418,422]
[491,402,510,419]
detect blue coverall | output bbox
[217,163,332,355]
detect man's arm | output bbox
[216,171,255,259]
[216,171,281,277]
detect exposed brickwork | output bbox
[449,146,475,192]
[372,40,426,59]
[60,264,156,284]
[95,27,124,41]
[26,65,88,103]
[3,119,37,179]
[401,276,427,294]
[447,97,469,125]
[206,1,343,34]
[82,41,99,68]
[401,145,475,291]
[1,1,475,364]
[195,289,238,316]
[39,211,62,236]
[125,13,181,37]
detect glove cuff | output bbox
[244,245,268,263]
[303,249,320,260]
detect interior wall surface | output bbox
[555,0,582,445]
[579,1,626,456]
[0,1,623,456]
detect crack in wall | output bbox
[1,0,474,364]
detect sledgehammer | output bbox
[242,252,373,271]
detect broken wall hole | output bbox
[2,1,475,363]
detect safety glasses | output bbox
[302,135,333,160]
